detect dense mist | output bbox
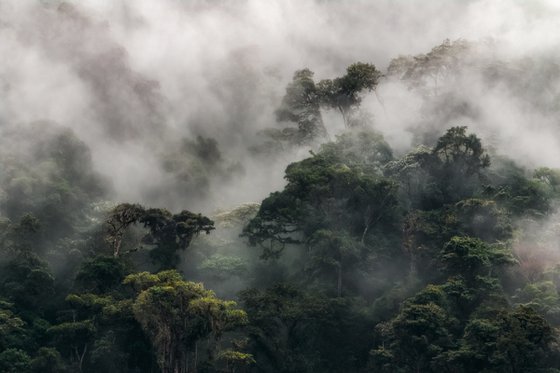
[2,0,560,213]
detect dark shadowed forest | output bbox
[2,1,560,372]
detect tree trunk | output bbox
[74,344,87,373]
[194,341,198,373]
[337,264,342,297]
[361,222,370,244]
[113,237,121,257]
[338,106,349,128]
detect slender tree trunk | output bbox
[361,222,370,244]
[338,106,349,128]
[337,264,342,297]
[74,344,87,373]
[113,237,122,257]
[194,341,198,373]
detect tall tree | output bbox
[317,62,382,127]
[124,270,247,373]
[106,204,214,269]
[276,69,327,144]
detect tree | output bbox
[0,252,55,311]
[124,270,247,373]
[58,290,154,373]
[433,126,490,176]
[75,256,126,293]
[370,299,455,372]
[275,68,327,144]
[493,306,555,372]
[0,125,107,253]
[431,126,490,203]
[106,204,214,268]
[30,347,66,373]
[0,300,25,350]
[240,284,368,373]
[0,348,31,373]
[440,236,515,283]
[485,162,554,216]
[198,254,247,281]
[141,208,215,269]
[434,306,557,372]
[387,39,472,96]
[270,62,382,146]
[48,320,95,373]
[385,145,435,209]
[244,130,396,251]
[317,62,382,127]
[319,130,393,174]
[387,126,491,208]
[105,203,145,258]
[218,349,255,373]
[240,284,320,372]
[307,230,364,297]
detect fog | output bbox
[2,0,560,213]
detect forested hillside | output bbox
[3,1,560,372]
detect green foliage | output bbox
[218,349,256,371]
[106,203,215,268]
[245,129,397,252]
[433,306,556,372]
[534,167,560,191]
[0,302,25,349]
[105,203,145,258]
[0,252,55,311]
[514,280,560,325]
[0,125,107,250]
[143,209,215,269]
[48,319,95,372]
[433,126,490,175]
[199,254,247,280]
[319,130,393,173]
[48,320,96,349]
[386,126,490,209]
[388,39,473,96]
[212,203,260,228]
[125,270,247,373]
[75,256,126,293]
[30,347,65,373]
[241,284,371,372]
[440,236,516,281]
[275,68,327,144]
[0,348,31,373]
[265,62,382,151]
[2,50,560,373]
[318,62,383,127]
[429,126,490,205]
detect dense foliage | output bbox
[3,40,560,373]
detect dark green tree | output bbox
[0,348,31,373]
[440,236,515,283]
[106,204,214,269]
[317,62,382,127]
[124,270,247,373]
[276,68,327,144]
[30,347,66,373]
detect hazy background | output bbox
[2,0,560,213]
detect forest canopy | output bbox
[3,120,560,372]
[3,2,560,372]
